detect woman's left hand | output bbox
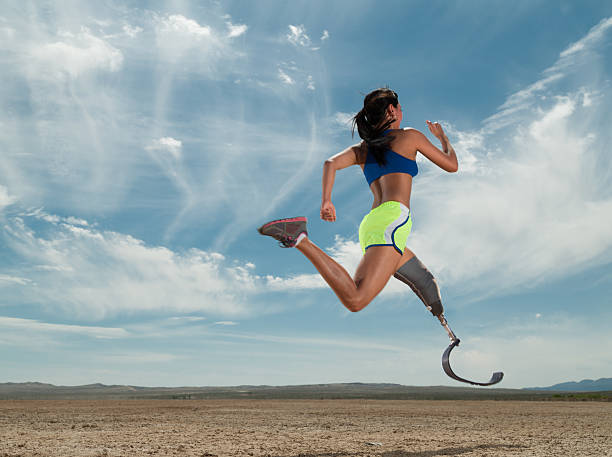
[320,200,336,222]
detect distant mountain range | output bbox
[0,379,610,400]
[0,382,528,400]
[524,378,612,391]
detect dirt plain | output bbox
[0,399,610,457]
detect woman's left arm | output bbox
[320,143,362,221]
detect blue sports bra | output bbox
[363,131,418,186]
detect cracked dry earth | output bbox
[1,399,611,457]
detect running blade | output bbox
[441,339,504,387]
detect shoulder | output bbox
[326,142,366,168]
[385,127,423,142]
[400,127,424,138]
[387,128,424,155]
[350,141,367,164]
[396,127,428,146]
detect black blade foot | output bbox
[442,339,504,387]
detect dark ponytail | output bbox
[351,88,399,166]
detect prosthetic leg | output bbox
[394,256,503,386]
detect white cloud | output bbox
[21,208,91,227]
[226,21,248,38]
[276,63,319,91]
[483,16,612,134]
[287,24,311,47]
[159,14,212,38]
[0,185,16,210]
[559,16,612,58]
[146,137,183,160]
[27,28,123,80]
[306,75,315,91]
[154,13,241,72]
[0,275,31,285]
[168,316,206,323]
[214,321,238,326]
[321,30,330,41]
[384,15,612,299]
[331,112,355,129]
[0,316,128,339]
[278,68,295,85]
[410,90,612,297]
[442,125,485,175]
[122,24,143,38]
[267,273,324,291]
[102,351,181,363]
[65,216,89,227]
[155,14,215,64]
[2,214,265,320]
[483,73,564,133]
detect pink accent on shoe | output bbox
[259,216,307,231]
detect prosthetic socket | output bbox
[394,256,444,317]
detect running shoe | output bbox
[257,217,308,248]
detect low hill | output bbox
[0,382,573,401]
[524,378,612,392]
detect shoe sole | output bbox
[257,216,307,234]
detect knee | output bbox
[343,295,369,313]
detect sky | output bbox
[1,0,611,389]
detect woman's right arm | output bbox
[410,121,458,173]
[321,143,362,221]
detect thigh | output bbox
[353,245,402,303]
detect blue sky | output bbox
[1,1,611,388]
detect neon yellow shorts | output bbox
[359,201,411,255]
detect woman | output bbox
[258,88,457,315]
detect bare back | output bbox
[357,128,420,209]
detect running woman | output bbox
[258,88,457,316]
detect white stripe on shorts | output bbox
[384,203,410,246]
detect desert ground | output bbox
[0,399,610,457]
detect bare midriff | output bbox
[368,172,413,209]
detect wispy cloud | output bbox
[122,24,143,38]
[331,112,355,129]
[0,185,16,210]
[0,316,128,339]
[0,274,31,285]
[2,213,264,319]
[101,351,182,363]
[153,13,245,73]
[559,16,612,58]
[286,24,329,51]
[483,16,612,134]
[278,68,295,85]
[406,18,612,297]
[215,329,407,353]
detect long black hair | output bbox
[352,88,399,166]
